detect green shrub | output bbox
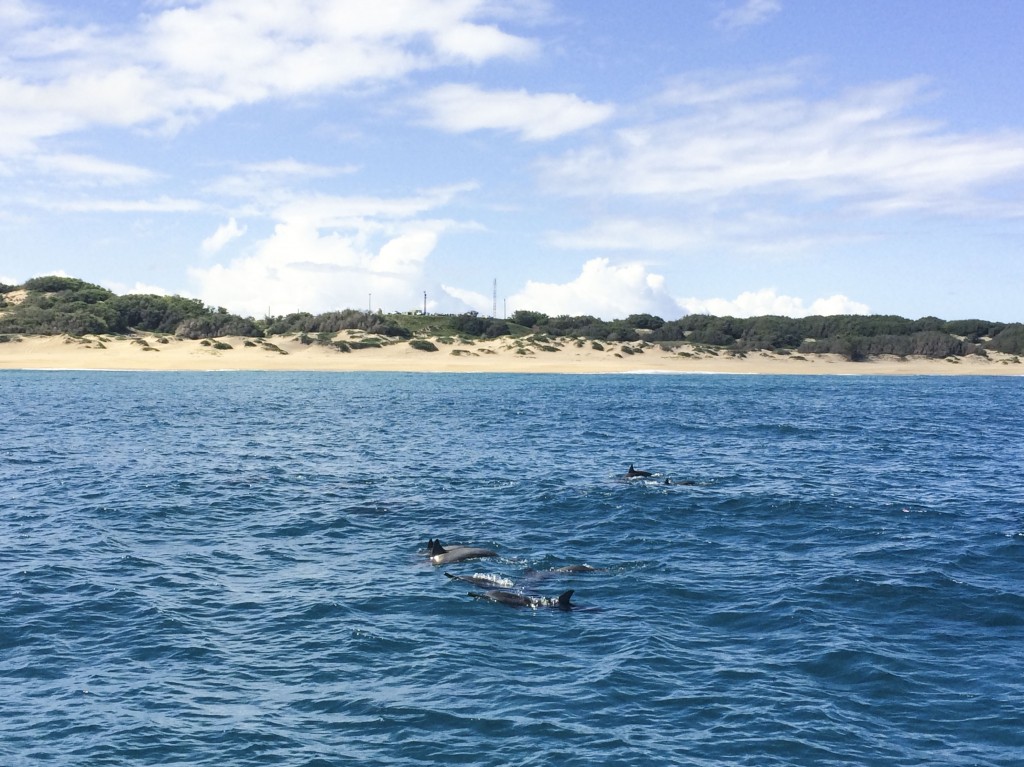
[410,339,438,352]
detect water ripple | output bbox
[2,372,1022,766]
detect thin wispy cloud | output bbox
[541,74,1024,216]
[715,0,782,31]
[37,196,203,213]
[34,153,156,185]
[418,84,615,140]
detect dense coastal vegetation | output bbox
[1,275,1022,360]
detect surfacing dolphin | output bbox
[469,589,576,610]
[625,464,653,478]
[521,564,605,582]
[444,571,514,589]
[426,538,498,565]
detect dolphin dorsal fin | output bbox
[557,590,575,608]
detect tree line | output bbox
[1,275,1021,359]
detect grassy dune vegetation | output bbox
[2,276,1022,361]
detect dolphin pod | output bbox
[469,588,576,610]
[427,537,596,610]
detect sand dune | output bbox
[2,331,1021,375]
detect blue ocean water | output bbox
[2,371,1022,766]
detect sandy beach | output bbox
[1,332,1021,375]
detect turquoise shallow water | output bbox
[2,371,1023,766]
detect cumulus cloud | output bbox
[189,185,471,316]
[440,284,492,314]
[455,257,868,320]
[715,0,782,31]
[504,257,683,319]
[104,280,174,297]
[679,289,869,318]
[201,217,247,254]
[418,83,614,140]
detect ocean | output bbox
[2,371,1022,766]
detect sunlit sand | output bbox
[1,332,1021,375]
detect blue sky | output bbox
[2,0,1023,321]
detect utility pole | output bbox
[492,278,497,318]
[368,293,372,314]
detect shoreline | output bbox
[1,332,1022,375]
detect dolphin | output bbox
[550,564,604,573]
[426,538,498,565]
[469,589,575,610]
[521,564,605,582]
[444,571,514,589]
[625,464,653,478]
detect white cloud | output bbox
[104,280,174,297]
[0,0,39,29]
[0,1,538,158]
[715,0,782,31]
[506,257,683,319]
[440,284,492,314]
[679,289,869,318]
[40,196,203,213]
[201,217,247,253]
[238,159,358,178]
[189,221,443,316]
[433,22,537,63]
[546,218,713,252]
[34,153,156,184]
[189,185,472,316]
[203,160,359,207]
[419,83,614,140]
[541,74,1024,217]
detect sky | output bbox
[2,0,1023,322]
